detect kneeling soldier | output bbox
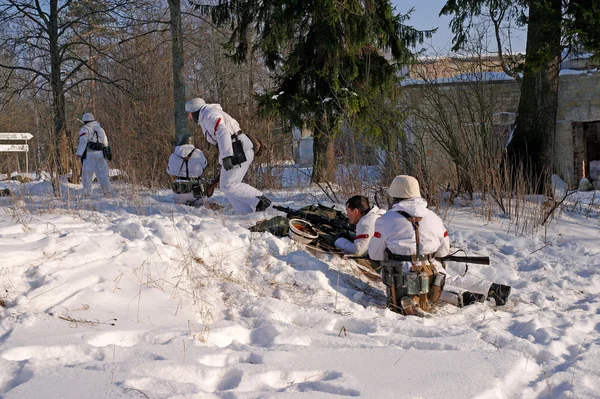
[167,135,209,206]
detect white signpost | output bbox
[0,145,29,152]
[0,133,33,140]
[0,132,33,175]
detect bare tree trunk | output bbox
[311,135,335,184]
[382,133,401,186]
[168,0,188,142]
[90,45,96,116]
[49,0,66,196]
[507,0,561,193]
[311,116,335,183]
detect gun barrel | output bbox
[437,256,490,265]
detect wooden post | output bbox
[25,139,29,175]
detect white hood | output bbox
[200,104,223,119]
[173,144,196,158]
[391,197,429,218]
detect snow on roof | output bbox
[559,68,598,76]
[414,52,526,62]
[403,67,599,85]
[402,71,516,86]
[561,48,596,61]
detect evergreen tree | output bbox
[441,0,600,191]
[196,0,431,182]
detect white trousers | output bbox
[220,138,262,214]
[82,150,111,196]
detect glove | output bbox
[334,236,350,248]
[338,231,355,241]
[319,233,337,246]
[222,156,235,171]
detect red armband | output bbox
[213,118,221,136]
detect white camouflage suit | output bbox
[195,104,263,214]
[166,144,208,205]
[76,121,111,196]
[334,206,386,256]
[368,197,493,305]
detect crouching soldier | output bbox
[185,97,271,214]
[167,135,210,206]
[368,175,511,316]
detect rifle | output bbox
[436,255,490,265]
[203,174,219,198]
[387,254,490,265]
[273,205,355,233]
[187,175,220,207]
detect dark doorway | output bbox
[572,121,600,183]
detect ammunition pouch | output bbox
[171,179,211,198]
[102,146,112,161]
[87,141,105,151]
[231,131,247,166]
[381,251,443,314]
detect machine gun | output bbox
[273,205,355,233]
[273,204,356,249]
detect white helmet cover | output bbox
[388,175,421,199]
[82,113,95,122]
[185,98,206,113]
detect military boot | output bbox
[255,195,272,212]
[488,283,511,306]
[458,292,485,308]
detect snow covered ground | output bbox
[1,176,599,398]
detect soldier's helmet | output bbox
[388,175,421,199]
[185,98,206,113]
[178,135,194,146]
